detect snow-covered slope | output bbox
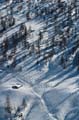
[0,0,79,120]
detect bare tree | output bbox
[5,95,12,120]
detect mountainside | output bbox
[0,0,79,120]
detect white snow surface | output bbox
[0,1,79,120]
